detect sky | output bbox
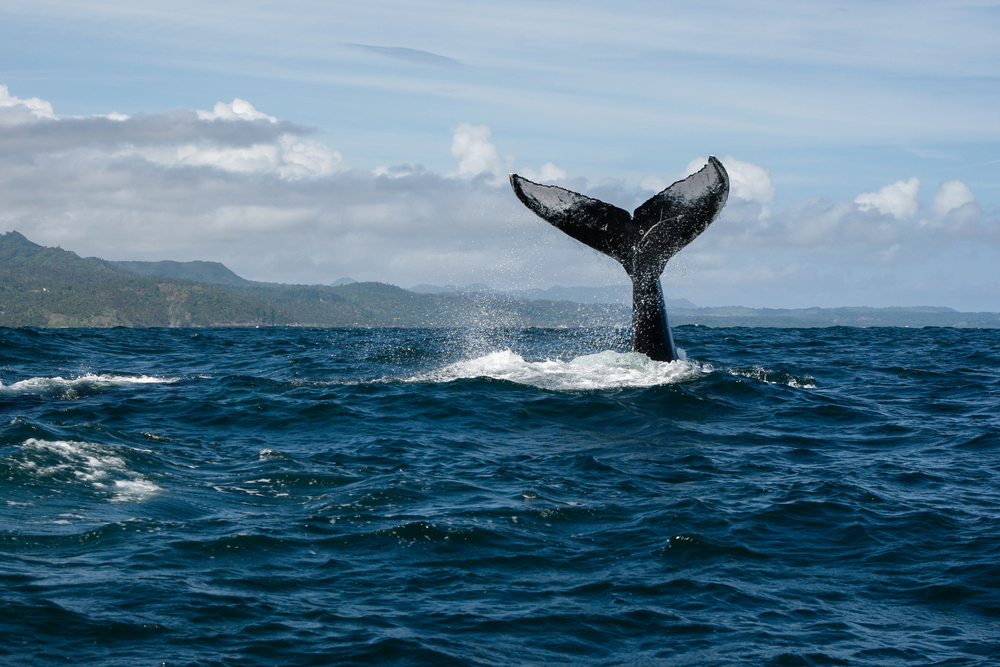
[1,0,998,310]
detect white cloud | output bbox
[127,142,281,173]
[196,98,277,123]
[448,122,511,184]
[448,123,568,185]
[116,134,344,180]
[372,163,427,179]
[685,155,774,215]
[276,135,345,179]
[931,179,975,218]
[520,162,567,183]
[86,97,346,180]
[723,157,775,210]
[855,177,920,220]
[0,88,339,180]
[0,84,57,125]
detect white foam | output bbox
[731,365,817,388]
[110,478,162,502]
[413,350,706,390]
[15,439,161,502]
[0,373,177,398]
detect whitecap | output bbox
[412,349,707,390]
[0,373,177,398]
[14,439,161,502]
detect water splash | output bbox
[413,349,707,390]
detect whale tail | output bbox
[510,156,729,361]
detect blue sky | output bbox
[1,1,998,310]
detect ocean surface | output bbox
[1,325,998,666]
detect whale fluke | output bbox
[510,156,729,361]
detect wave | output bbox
[9,439,160,503]
[0,373,177,398]
[411,349,707,390]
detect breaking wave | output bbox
[0,373,176,398]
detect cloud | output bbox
[122,133,344,180]
[448,122,511,184]
[931,179,975,218]
[0,96,347,181]
[0,84,57,125]
[372,163,427,179]
[348,44,462,68]
[135,98,345,179]
[447,122,567,187]
[699,176,999,262]
[721,157,775,210]
[855,177,921,220]
[519,162,567,183]
[196,98,277,123]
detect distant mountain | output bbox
[111,260,250,286]
[330,277,358,287]
[0,231,277,327]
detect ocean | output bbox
[1,325,998,666]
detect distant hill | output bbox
[0,231,282,327]
[2,231,998,329]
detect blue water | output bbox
[1,326,998,666]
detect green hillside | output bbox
[0,232,283,327]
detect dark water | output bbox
[1,325,998,666]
